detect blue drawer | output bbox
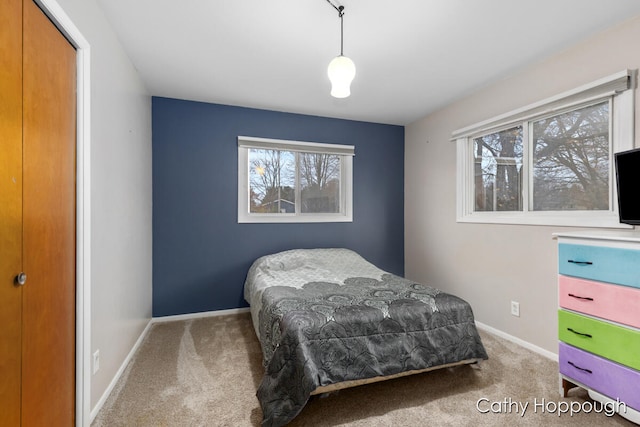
[558,244,640,289]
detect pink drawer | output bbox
[559,275,640,329]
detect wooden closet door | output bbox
[22,0,77,424]
[0,0,24,424]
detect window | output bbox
[238,136,354,223]
[454,70,635,227]
[474,125,523,212]
[531,102,610,211]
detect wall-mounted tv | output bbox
[615,147,640,226]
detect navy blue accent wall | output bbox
[152,97,404,317]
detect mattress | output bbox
[244,248,488,426]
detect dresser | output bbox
[555,230,640,424]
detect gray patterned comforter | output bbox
[244,249,488,426]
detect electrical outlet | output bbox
[511,301,520,317]
[93,350,100,375]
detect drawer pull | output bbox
[568,361,592,374]
[568,293,594,301]
[567,260,593,266]
[567,328,592,338]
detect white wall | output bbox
[53,0,153,415]
[405,16,640,354]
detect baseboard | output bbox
[475,321,558,362]
[89,319,153,422]
[151,307,251,323]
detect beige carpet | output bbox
[92,313,635,426]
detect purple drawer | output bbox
[559,342,640,411]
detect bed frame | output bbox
[310,358,482,396]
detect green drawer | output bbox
[558,309,640,371]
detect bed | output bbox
[244,248,488,426]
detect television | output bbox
[615,147,640,225]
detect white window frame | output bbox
[238,136,354,223]
[453,70,636,228]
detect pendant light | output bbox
[326,2,356,98]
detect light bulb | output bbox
[328,55,356,98]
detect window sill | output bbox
[238,213,353,224]
[457,211,634,229]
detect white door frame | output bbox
[33,1,91,425]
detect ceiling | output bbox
[95,0,640,126]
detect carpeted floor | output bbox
[92,313,635,426]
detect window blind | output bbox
[238,136,355,156]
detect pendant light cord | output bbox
[340,11,344,55]
[325,0,345,56]
[325,0,343,15]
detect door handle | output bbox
[15,272,27,286]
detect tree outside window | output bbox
[248,149,342,214]
[472,101,610,213]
